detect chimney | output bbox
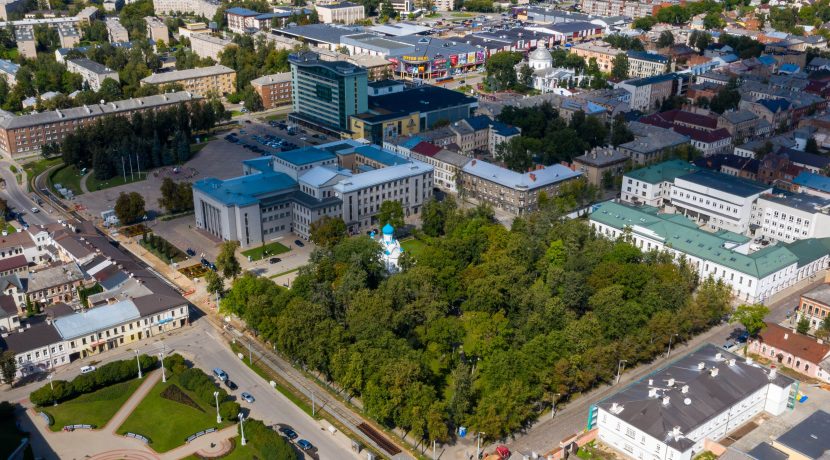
[648,388,658,398]
[769,365,777,380]
[746,356,754,365]
[715,352,723,360]
[681,385,689,394]
[667,378,675,387]
[710,367,719,377]
[784,332,789,340]
[662,395,671,406]
[728,358,736,366]
[672,426,681,439]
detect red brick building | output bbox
[250,73,292,110]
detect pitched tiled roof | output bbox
[0,255,28,273]
[756,322,830,364]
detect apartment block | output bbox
[250,73,292,109]
[626,51,671,78]
[189,33,233,61]
[315,2,365,24]
[140,65,236,96]
[66,58,119,91]
[153,0,219,18]
[14,26,36,59]
[105,17,129,43]
[56,23,80,49]
[144,16,168,44]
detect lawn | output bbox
[268,267,299,279]
[400,238,427,258]
[49,164,84,196]
[86,172,146,192]
[118,377,226,453]
[23,158,62,182]
[451,12,474,17]
[3,223,15,234]
[43,378,144,432]
[241,241,290,261]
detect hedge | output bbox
[29,355,158,407]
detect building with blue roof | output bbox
[616,73,680,111]
[0,59,19,86]
[794,171,830,198]
[194,140,433,246]
[626,51,671,78]
[589,200,830,303]
[460,159,582,216]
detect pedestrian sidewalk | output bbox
[104,370,161,432]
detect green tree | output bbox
[216,241,241,279]
[657,30,675,48]
[421,197,456,237]
[495,136,535,172]
[796,317,811,335]
[805,137,819,154]
[204,269,225,298]
[377,200,405,230]
[519,64,533,87]
[731,303,770,340]
[310,216,348,247]
[0,350,16,385]
[114,192,145,224]
[611,114,634,146]
[611,53,629,80]
[485,51,523,90]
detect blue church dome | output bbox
[382,223,394,235]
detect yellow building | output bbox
[140,65,237,96]
[348,111,420,145]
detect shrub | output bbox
[160,384,204,412]
[219,400,240,421]
[163,353,187,375]
[243,418,296,460]
[177,368,227,407]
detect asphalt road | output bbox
[0,160,58,226]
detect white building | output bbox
[66,58,119,91]
[104,17,129,43]
[670,169,772,234]
[376,223,402,272]
[189,33,233,61]
[590,201,830,303]
[153,0,219,18]
[593,344,795,460]
[751,192,830,243]
[315,2,365,24]
[621,159,700,207]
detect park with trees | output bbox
[218,198,735,444]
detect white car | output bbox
[30,207,39,213]
[80,365,96,374]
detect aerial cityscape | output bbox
[1,0,830,459]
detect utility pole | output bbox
[135,153,141,179]
[616,360,628,384]
[248,340,252,365]
[667,333,679,358]
[476,432,485,460]
[551,393,561,420]
[121,156,127,182]
[128,154,134,181]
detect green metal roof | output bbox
[625,159,701,185]
[591,201,799,278]
[784,238,830,267]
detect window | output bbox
[626,427,635,438]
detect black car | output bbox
[200,257,209,267]
[186,248,196,257]
[269,257,281,264]
[225,380,238,390]
[209,262,217,271]
[244,120,252,124]
[278,427,298,440]
[294,240,304,247]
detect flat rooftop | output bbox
[676,169,771,198]
[369,85,477,114]
[775,410,830,459]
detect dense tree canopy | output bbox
[221,202,732,442]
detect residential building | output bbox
[718,110,765,141]
[751,192,830,243]
[0,255,27,276]
[404,142,470,194]
[27,262,86,305]
[694,154,760,181]
[56,23,80,49]
[590,201,830,302]
[189,33,233,61]
[626,51,671,78]
[75,6,99,25]
[0,59,18,86]
[250,73,292,110]
[460,159,582,216]
[66,58,119,91]
[621,159,700,207]
[226,7,260,34]
[571,42,621,73]
[639,110,733,156]
[193,140,433,246]
[140,65,236,96]
[0,91,200,159]
[796,284,830,332]
[153,0,219,18]
[616,73,678,111]
[433,0,455,11]
[289,51,368,135]
[749,323,830,382]
[793,172,830,199]
[0,295,19,332]
[144,16,168,44]
[592,344,795,460]
[105,17,129,43]
[14,26,36,59]
[0,0,26,21]
[618,122,690,165]
[0,274,26,313]
[315,2,365,24]
[669,169,771,233]
[573,146,629,188]
[580,0,658,18]
[771,410,830,460]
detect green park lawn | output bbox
[43,378,144,432]
[241,241,290,261]
[86,172,146,192]
[3,224,15,234]
[49,164,84,196]
[400,238,427,258]
[117,378,226,453]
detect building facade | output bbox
[751,193,830,243]
[315,2,365,24]
[144,16,168,43]
[105,17,129,43]
[250,73,292,110]
[140,65,236,96]
[153,0,219,18]
[189,33,233,61]
[66,58,119,91]
[749,323,830,382]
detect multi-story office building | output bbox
[670,170,772,234]
[592,344,794,460]
[105,17,129,43]
[315,2,365,24]
[66,58,120,91]
[620,159,699,207]
[288,51,368,135]
[153,0,219,18]
[189,33,233,61]
[461,159,582,216]
[144,16,168,43]
[193,140,433,245]
[752,192,830,243]
[250,73,292,110]
[141,65,236,95]
[0,91,199,159]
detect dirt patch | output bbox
[160,384,204,412]
[123,224,151,237]
[180,264,210,279]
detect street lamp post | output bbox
[667,333,680,358]
[159,352,166,383]
[48,373,56,406]
[551,393,561,420]
[238,412,247,446]
[476,432,485,460]
[134,349,142,379]
[214,391,222,424]
[615,359,628,385]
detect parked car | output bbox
[294,240,304,247]
[80,365,96,374]
[30,207,39,213]
[186,248,196,257]
[213,368,228,382]
[200,258,210,267]
[241,392,255,403]
[736,331,749,343]
[278,427,298,440]
[269,257,281,264]
[225,380,238,390]
[297,439,313,451]
[722,341,735,350]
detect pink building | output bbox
[748,322,830,382]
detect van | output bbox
[213,368,228,382]
[80,365,96,374]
